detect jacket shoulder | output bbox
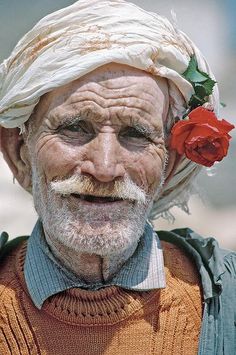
[0,232,29,261]
[158,227,236,300]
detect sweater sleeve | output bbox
[0,244,39,355]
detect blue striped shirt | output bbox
[24,220,166,309]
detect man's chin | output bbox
[70,217,128,235]
[61,221,140,256]
[39,190,152,256]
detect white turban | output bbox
[0,0,219,218]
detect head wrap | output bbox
[0,0,219,219]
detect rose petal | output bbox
[219,119,235,133]
[185,146,212,166]
[186,125,219,143]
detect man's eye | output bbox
[65,122,89,133]
[57,120,95,144]
[59,120,93,135]
[120,127,148,139]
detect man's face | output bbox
[27,64,168,256]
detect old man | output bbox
[0,1,235,354]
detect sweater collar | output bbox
[24,220,166,309]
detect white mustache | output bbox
[50,175,147,204]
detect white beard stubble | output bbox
[32,164,164,257]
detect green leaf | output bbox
[182,55,217,110]
[194,83,207,98]
[183,56,208,83]
[189,94,206,109]
[202,77,217,96]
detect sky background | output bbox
[0,0,235,248]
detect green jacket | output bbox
[1,228,236,355]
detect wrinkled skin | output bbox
[2,63,172,283]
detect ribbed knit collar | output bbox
[24,220,166,309]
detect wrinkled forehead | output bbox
[0,0,197,130]
[30,63,170,129]
[0,0,219,134]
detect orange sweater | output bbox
[0,241,202,355]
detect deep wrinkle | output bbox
[46,107,158,131]
[46,110,163,144]
[55,116,160,143]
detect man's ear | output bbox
[0,126,32,192]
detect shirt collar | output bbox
[24,220,166,309]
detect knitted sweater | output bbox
[0,240,202,355]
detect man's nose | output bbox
[80,133,125,183]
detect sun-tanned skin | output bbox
[2,64,175,283]
[28,63,169,189]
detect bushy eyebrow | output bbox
[132,123,160,137]
[56,115,83,128]
[54,112,163,137]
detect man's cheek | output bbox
[145,148,166,187]
[125,162,153,194]
[36,145,80,181]
[131,153,164,192]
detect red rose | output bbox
[170,107,235,167]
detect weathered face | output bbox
[26,64,169,256]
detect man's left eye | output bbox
[120,127,148,140]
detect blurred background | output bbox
[0,0,235,248]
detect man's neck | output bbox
[44,234,138,284]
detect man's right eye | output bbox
[63,121,90,133]
[57,120,95,144]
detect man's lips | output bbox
[70,193,124,204]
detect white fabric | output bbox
[0,0,220,217]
